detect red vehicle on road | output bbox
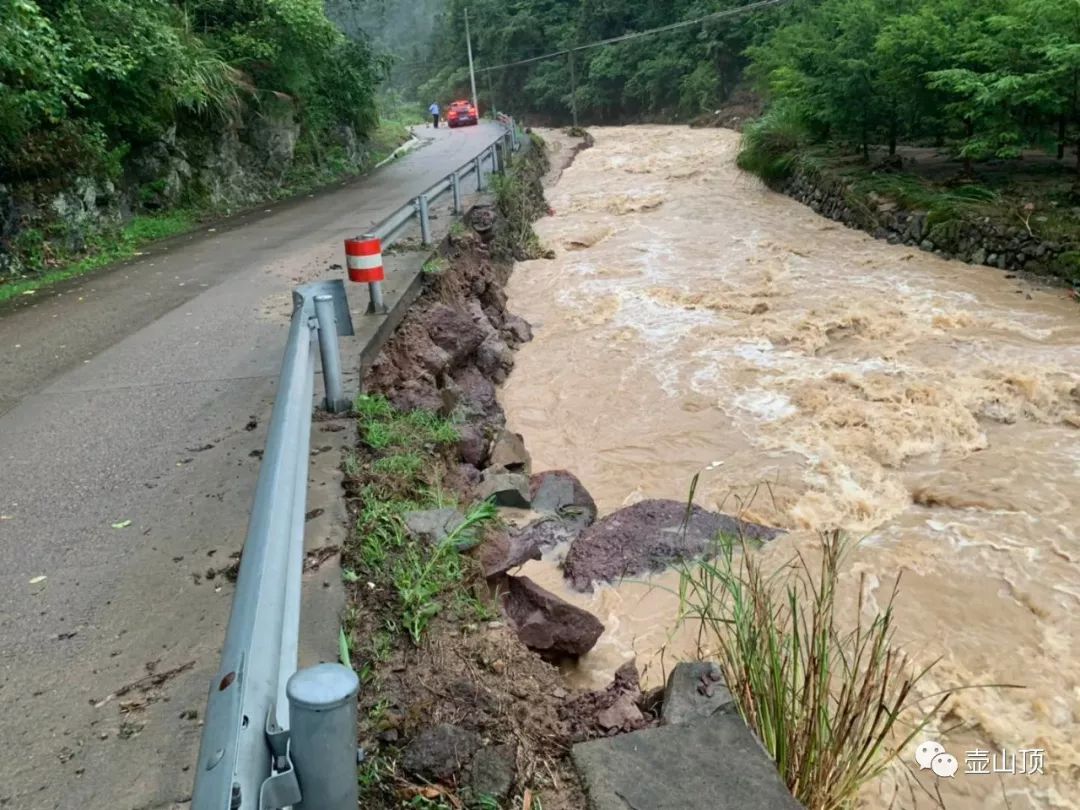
[447,99,479,128]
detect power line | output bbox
[475,0,795,74]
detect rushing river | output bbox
[499,127,1080,809]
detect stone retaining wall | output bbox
[781,166,1076,282]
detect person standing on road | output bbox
[429,101,440,128]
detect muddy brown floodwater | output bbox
[498,127,1080,809]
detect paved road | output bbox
[0,122,502,809]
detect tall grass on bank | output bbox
[676,518,946,809]
[736,103,808,183]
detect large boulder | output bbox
[476,336,515,382]
[500,575,604,659]
[498,470,600,557]
[563,499,781,592]
[401,724,481,783]
[467,745,516,801]
[453,366,501,424]
[504,314,533,344]
[529,470,597,525]
[456,423,489,467]
[426,303,487,366]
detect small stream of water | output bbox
[499,127,1080,809]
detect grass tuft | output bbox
[675,479,947,809]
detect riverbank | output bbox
[340,130,813,810]
[739,135,1080,289]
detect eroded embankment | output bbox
[340,137,677,810]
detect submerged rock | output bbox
[562,499,781,591]
[500,575,604,658]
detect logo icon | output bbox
[915,741,958,778]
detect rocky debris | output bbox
[493,470,601,558]
[475,470,531,508]
[503,314,534,345]
[467,744,516,801]
[500,575,604,659]
[474,529,544,577]
[425,303,487,366]
[401,724,482,783]
[561,661,655,741]
[562,499,781,592]
[476,336,515,383]
[488,430,531,475]
[660,662,735,726]
[405,508,465,546]
[456,424,489,467]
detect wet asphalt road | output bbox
[0,122,502,809]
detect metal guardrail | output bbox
[190,120,519,810]
[371,120,521,249]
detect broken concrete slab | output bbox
[572,712,802,810]
[661,661,735,726]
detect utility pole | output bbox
[569,49,579,128]
[465,8,479,115]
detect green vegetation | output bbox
[418,0,782,122]
[676,524,946,809]
[1,0,396,294]
[743,0,1080,172]
[343,394,496,649]
[1,0,384,181]
[492,133,552,260]
[0,209,195,305]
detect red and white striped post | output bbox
[344,234,387,314]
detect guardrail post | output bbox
[490,144,499,174]
[417,194,432,245]
[313,295,347,413]
[475,155,486,191]
[287,663,360,810]
[451,171,462,214]
[495,140,506,174]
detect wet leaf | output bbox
[112,520,132,529]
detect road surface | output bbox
[0,122,502,809]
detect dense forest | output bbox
[1,0,385,183]
[414,0,783,122]
[416,0,1080,172]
